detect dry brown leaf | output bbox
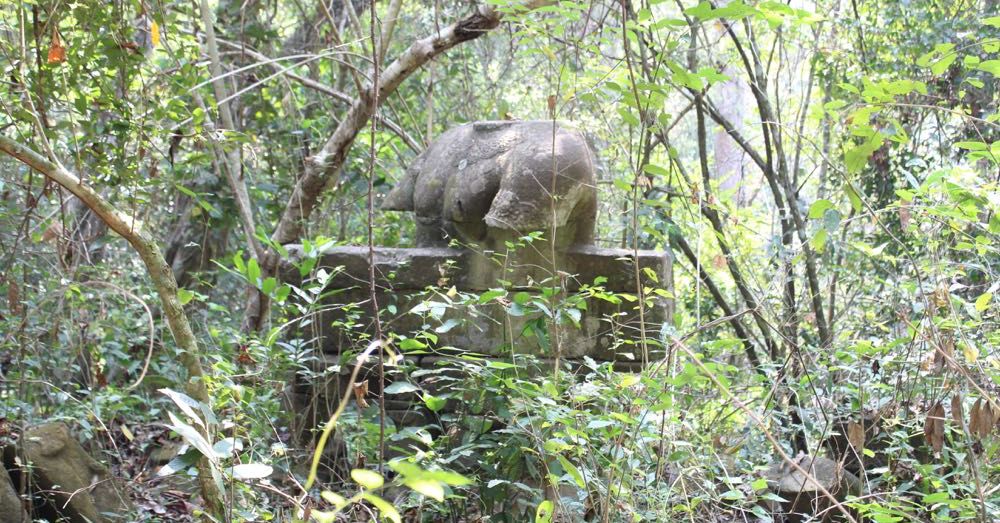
[6,279,21,316]
[932,286,950,310]
[352,380,369,409]
[924,402,945,453]
[846,421,864,449]
[981,401,998,438]
[951,394,964,426]
[934,332,955,372]
[898,204,911,229]
[41,222,63,242]
[970,399,987,439]
[47,31,66,64]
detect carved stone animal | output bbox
[4,423,133,522]
[382,120,598,249]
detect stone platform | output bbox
[282,243,673,431]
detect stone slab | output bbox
[280,244,673,360]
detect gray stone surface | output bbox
[764,455,860,523]
[19,423,132,523]
[282,244,672,359]
[0,470,27,523]
[382,120,597,249]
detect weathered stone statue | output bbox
[284,119,672,440]
[383,120,598,249]
[3,423,133,522]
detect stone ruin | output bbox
[284,120,673,434]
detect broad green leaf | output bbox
[977,60,1000,77]
[159,388,206,429]
[360,492,401,523]
[811,229,828,251]
[643,164,670,177]
[247,257,261,283]
[166,412,215,462]
[923,492,950,504]
[975,292,993,312]
[157,450,197,477]
[352,469,384,490]
[229,463,273,480]
[930,53,957,75]
[383,382,420,395]
[423,394,447,412]
[845,183,863,213]
[178,288,194,305]
[477,289,506,304]
[955,141,988,151]
[556,455,585,488]
[320,491,347,509]
[212,437,243,458]
[535,500,555,523]
[808,199,834,219]
[405,478,444,501]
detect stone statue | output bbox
[382,120,598,249]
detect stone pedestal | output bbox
[282,243,673,430]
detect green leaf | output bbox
[320,490,348,509]
[977,60,1000,77]
[247,257,261,283]
[383,382,420,395]
[212,437,243,458]
[360,492,401,523]
[159,388,207,429]
[916,50,936,67]
[478,289,506,304]
[922,492,950,504]
[157,451,197,477]
[930,53,957,75]
[166,412,216,463]
[178,288,194,305]
[435,318,462,333]
[808,199,834,219]
[556,455,585,488]
[399,338,427,350]
[985,16,1000,27]
[351,469,384,490]
[955,141,988,151]
[405,478,444,501]
[823,209,842,232]
[810,229,828,251]
[643,164,670,177]
[535,500,555,523]
[844,183,863,213]
[975,292,993,312]
[423,394,447,412]
[229,463,273,480]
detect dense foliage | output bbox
[1,0,999,522]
